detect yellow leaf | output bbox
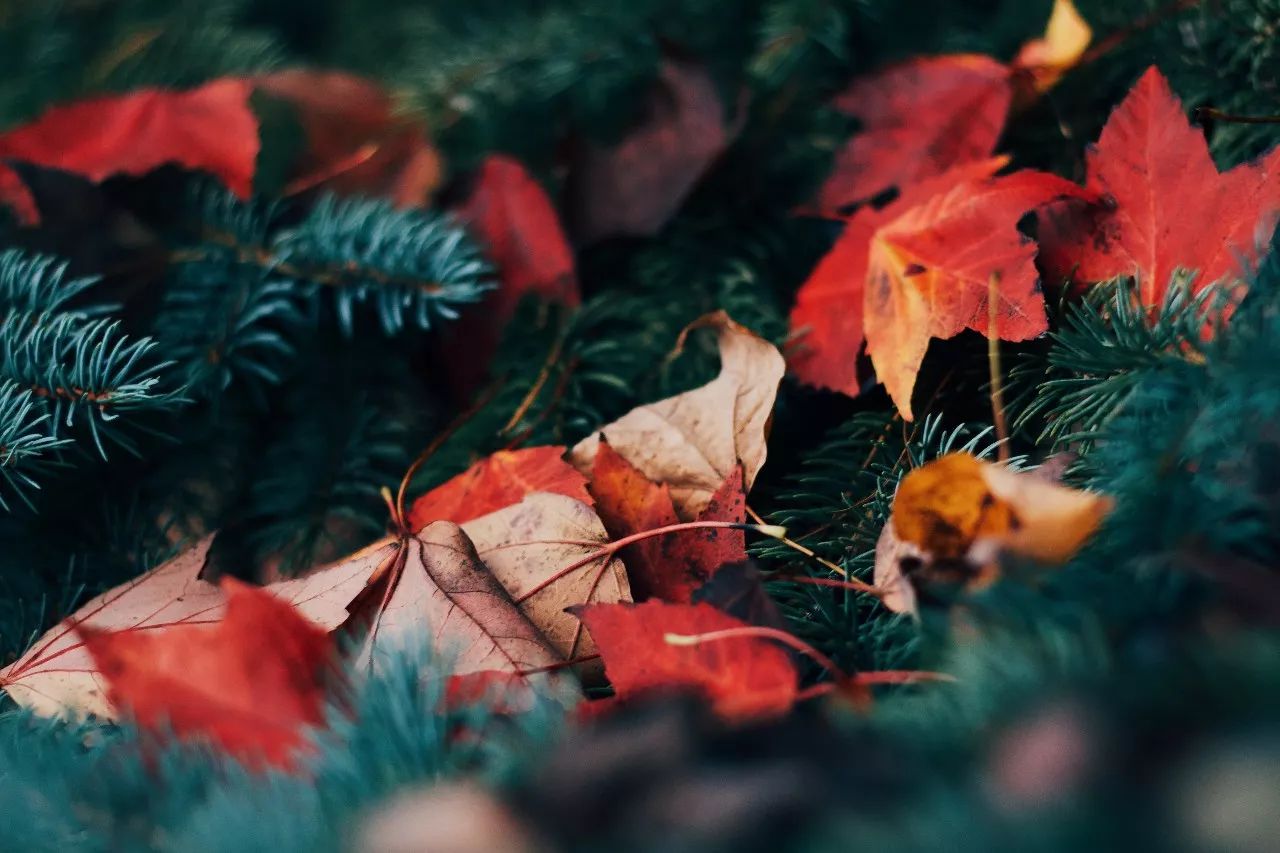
[891,452,1111,565]
[1014,0,1092,94]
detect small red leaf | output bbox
[588,440,680,598]
[812,55,1012,217]
[0,79,258,198]
[578,601,797,723]
[439,155,579,394]
[408,446,591,530]
[459,156,577,306]
[589,441,746,603]
[80,578,334,771]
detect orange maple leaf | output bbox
[791,159,1092,417]
[1011,0,1092,97]
[407,445,591,530]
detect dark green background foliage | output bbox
[1,1,1279,850]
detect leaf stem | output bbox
[772,574,883,596]
[664,625,845,678]
[393,381,503,533]
[513,521,786,603]
[1193,106,1280,125]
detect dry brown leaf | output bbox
[272,523,562,676]
[0,537,225,718]
[978,463,1112,564]
[570,311,784,518]
[463,493,632,661]
[268,536,396,629]
[358,522,562,674]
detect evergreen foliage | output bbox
[1,1,1280,851]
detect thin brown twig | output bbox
[501,329,567,435]
[987,271,1010,462]
[773,574,883,597]
[170,235,447,295]
[1193,106,1280,125]
[502,355,579,450]
[392,381,504,532]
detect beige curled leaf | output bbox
[570,311,784,518]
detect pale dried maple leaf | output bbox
[570,311,784,518]
[355,522,562,674]
[464,493,632,661]
[0,537,225,719]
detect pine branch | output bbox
[0,312,182,458]
[0,381,69,512]
[752,412,1005,672]
[157,262,305,398]
[272,195,493,335]
[0,250,103,319]
[1013,275,1221,453]
[174,190,494,338]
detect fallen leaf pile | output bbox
[0,313,808,763]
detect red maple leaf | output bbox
[0,80,258,199]
[577,600,797,723]
[256,70,442,206]
[407,446,591,530]
[811,55,1012,217]
[791,158,1091,416]
[437,156,579,395]
[1038,66,1280,304]
[457,156,578,311]
[79,578,335,772]
[588,439,746,603]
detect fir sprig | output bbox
[0,381,69,511]
[0,312,180,457]
[1014,275,1222,453]
[272,195,494,335]
[0,250,103,319]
